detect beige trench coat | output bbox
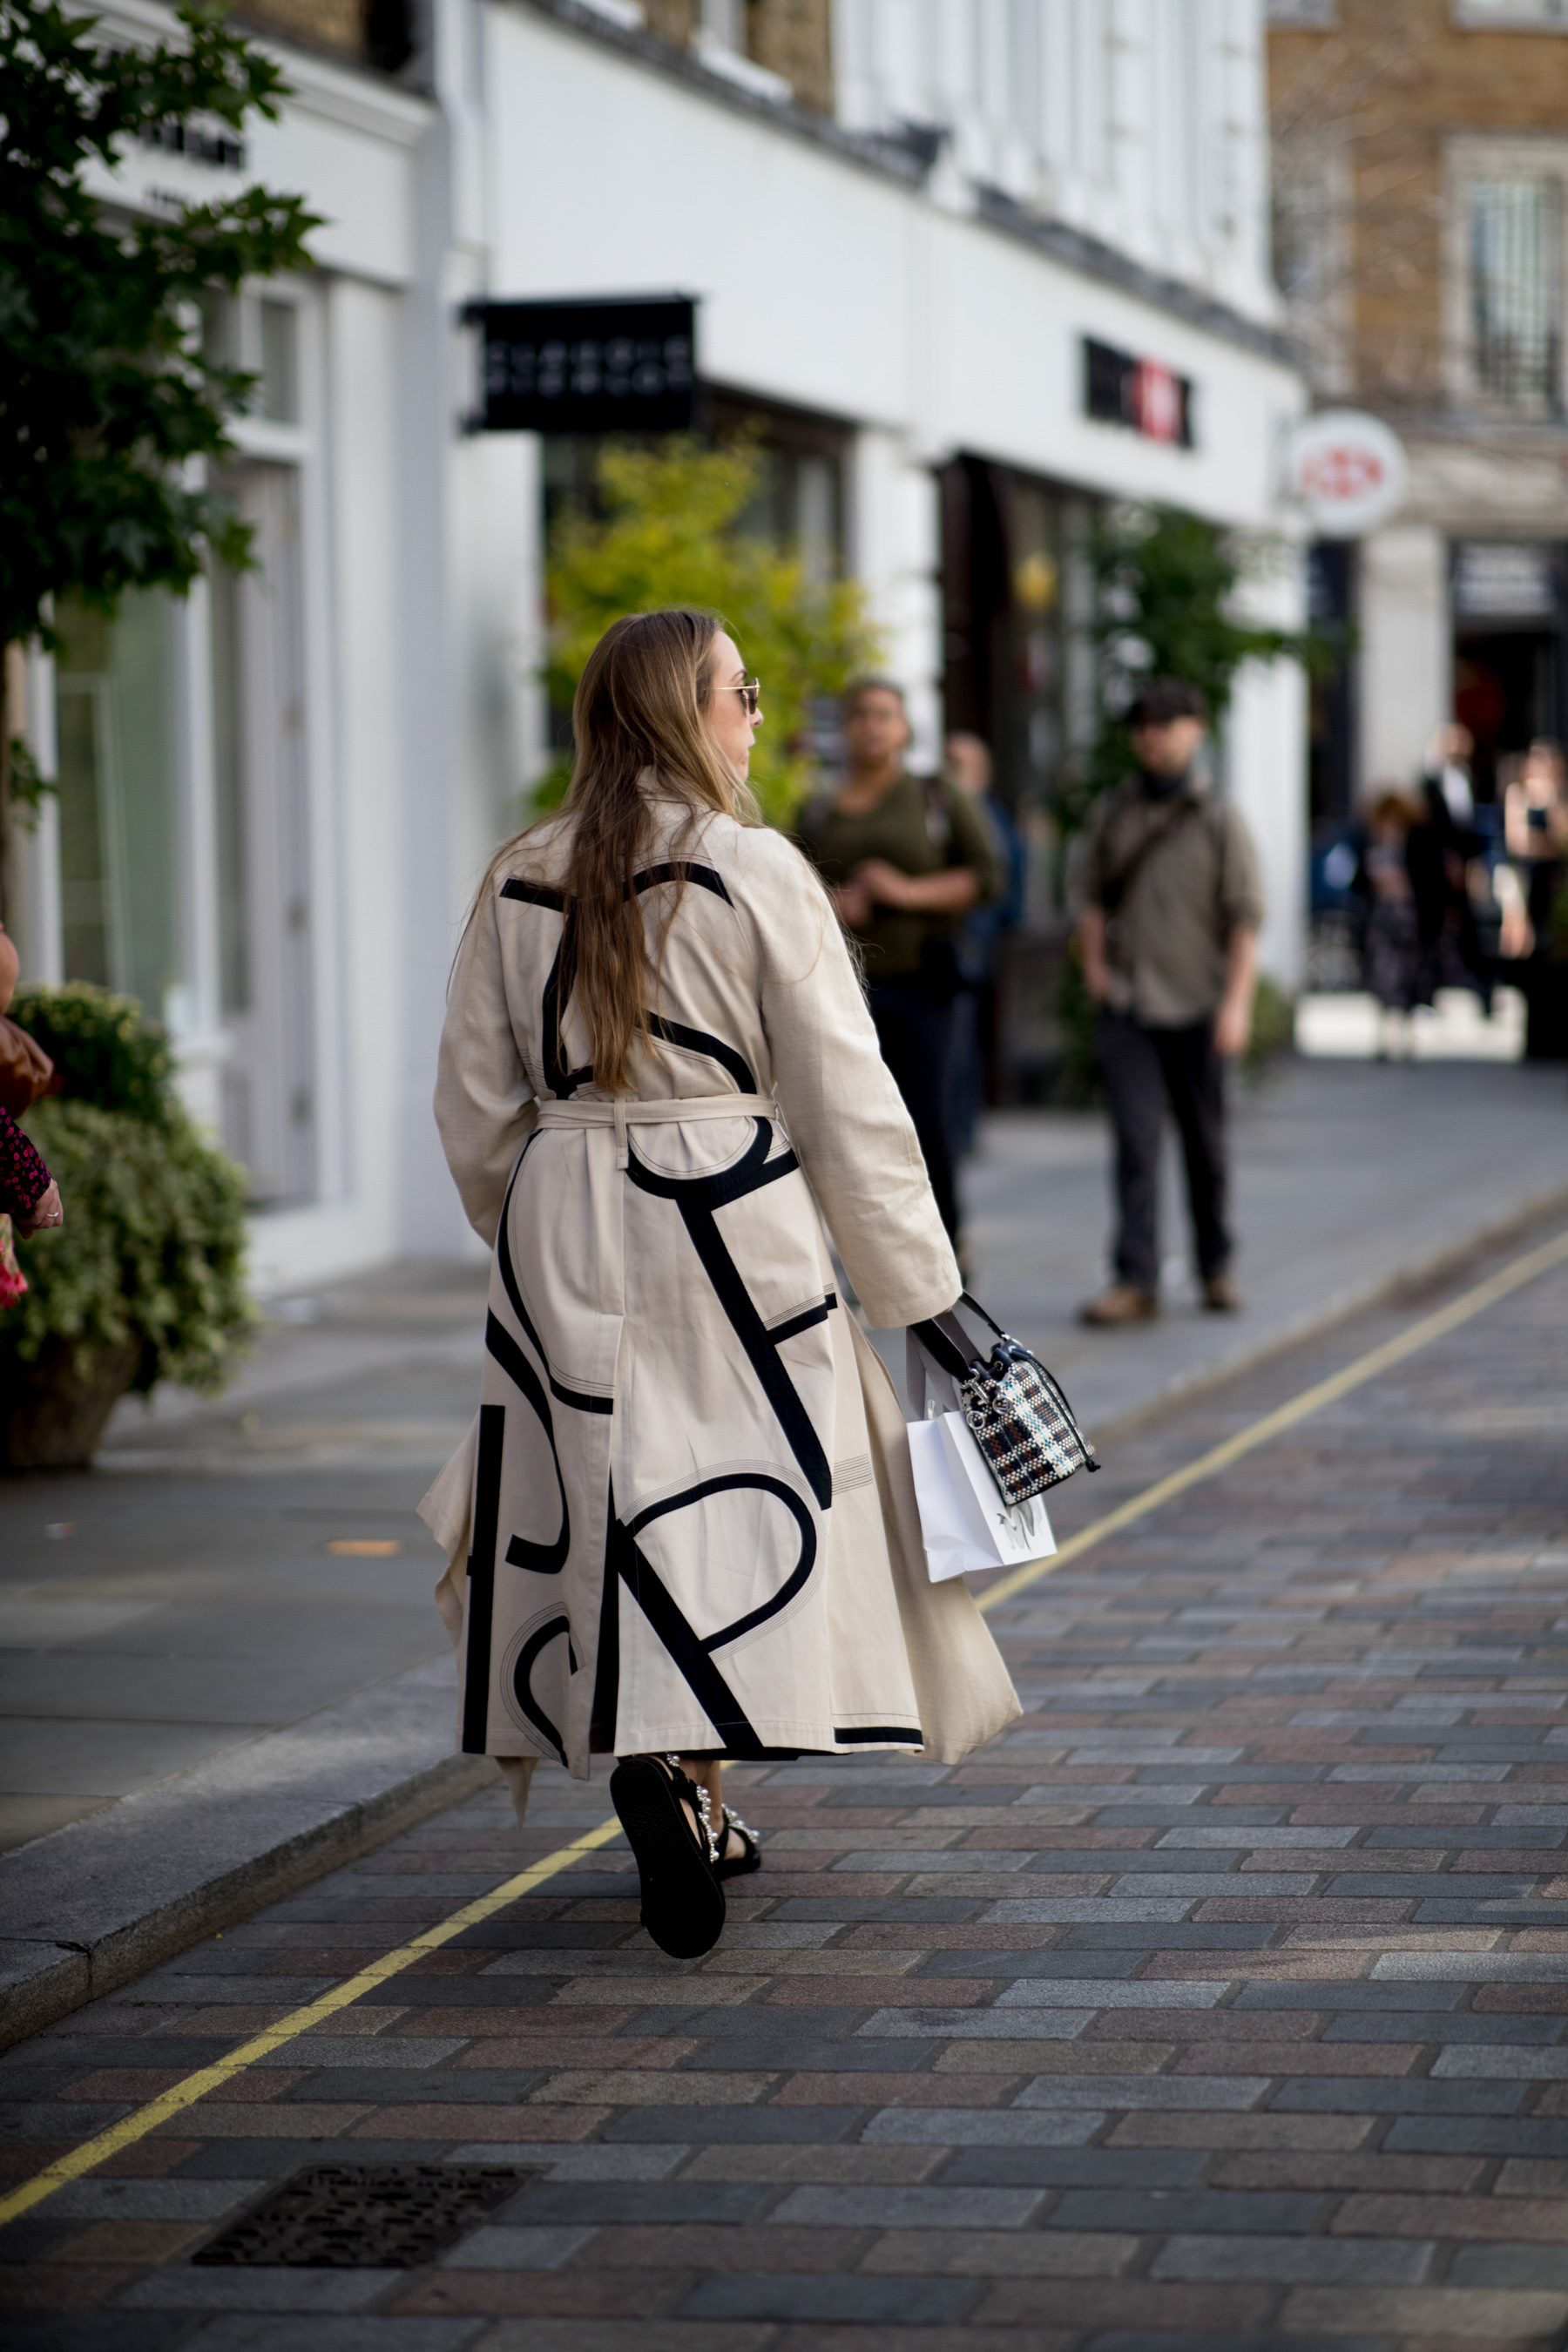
[421,799,1018,1795]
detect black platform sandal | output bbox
[608,1754,726,1959]
[713,1802,761,1882]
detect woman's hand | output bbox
[18,1181,63,1237]
[852,857,916,909]
[830,879,874,930]
[852,860,979,916]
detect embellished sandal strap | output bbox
[716,1803,760,1869]
[663,1754,720,1864]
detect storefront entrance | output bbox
[1451,541,1567,803]
[938,456,1088,817]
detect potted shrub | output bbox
[1,983,252,1468]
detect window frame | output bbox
[1452,1,1568,30]
[1446,134,1568,418]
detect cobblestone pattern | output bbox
[3,1240,1567,2351]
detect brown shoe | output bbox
[1203,1274,1243,1314]
[1079,1282,1159,1327]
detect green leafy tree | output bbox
[0,0,320,915]
[1064,502,1327,831]
[544,436,882,828]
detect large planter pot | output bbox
[1524,963,1568,1062]
[0,1339,140,1470]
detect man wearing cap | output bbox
[1076,678,1263,1326]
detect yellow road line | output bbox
[8,1223,1565,2231]
[0,1815,625,2229]
[977,1222,1568,1614]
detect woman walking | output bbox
[1355,787,1423,1058]
[793,681,998,1248]
[422,611,1017,1960]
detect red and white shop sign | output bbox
[1285,409,1409,537]
[1132,361,1184,445]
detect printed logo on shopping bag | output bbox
[907,1411,1057,1583]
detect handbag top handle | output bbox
[909,1290,1006,1383]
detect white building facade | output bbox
[10,0,1307,1291]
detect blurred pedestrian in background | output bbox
[1354,786,1424,1058]
[1502,739,1568,956]
[794,681,998,1254]
[944,732,1025,1162]
[1410,720,1487,1010]
[1075,679,1262,1327]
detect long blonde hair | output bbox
[483,607,752,1092]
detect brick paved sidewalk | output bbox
[2,1228,1566,2352]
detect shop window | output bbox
[540,394,848,751]
[1469,177,1563,413]
[53,593,186,1026]
[199,291,301,423]
[258,300,299,423]
[940,456,1072,815]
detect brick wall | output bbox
[644,0,833,114]
[1269,0,1568,410]
[234,0,365,64]
[747,0,833,115]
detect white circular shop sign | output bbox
[1285,409,1409,538]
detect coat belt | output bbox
[535,1092,780,1171]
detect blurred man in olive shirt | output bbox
[1077,679,1262,1325]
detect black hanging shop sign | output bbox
[463,295,697,433]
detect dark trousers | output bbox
[868,983,961,1242]
[1098,1010,1231,1293]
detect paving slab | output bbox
[1,1209,1565,2343]
[952,1053,1568,1438]
[1,1063,1564,2090]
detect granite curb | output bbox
[0,1652,494,2051]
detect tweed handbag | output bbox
[909,1292,1100,1509]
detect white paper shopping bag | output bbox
[908,1409,1056,1582]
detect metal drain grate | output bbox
[193,2162,536,2268]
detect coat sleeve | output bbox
[735,824,961,1330]
[433,884,537,1246]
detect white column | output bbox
[1359,526,1450,793]
[169,575,226,1133]
[266,272,405,1288]
[850,427,943,770]
[1225,544,1309,990]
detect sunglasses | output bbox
[726,675,761,715]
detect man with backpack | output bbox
[1076,678,1263,1326]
